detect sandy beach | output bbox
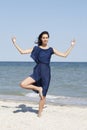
[0,100,87,130]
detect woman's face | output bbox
[41,34,49,45]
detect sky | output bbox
[0,0,87,62]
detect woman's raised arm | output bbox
[12,37,33,54]
[53,40,76,57]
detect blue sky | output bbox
[0,0,87,62]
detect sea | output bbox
[0,61,87,106]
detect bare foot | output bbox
[37,111,42,117]
[39,87,43,100]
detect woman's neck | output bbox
[39,45,49,49]
[40,44,48,47]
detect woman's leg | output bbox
[38,96,46,117]
[20,77,43,99]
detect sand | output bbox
[0,100,87,130]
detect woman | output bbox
[12,31,76,117]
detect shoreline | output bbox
[0,98,87,109]
[0,94,87,107]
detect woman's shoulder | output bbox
[32,45,39,50]
[49,47,54,54]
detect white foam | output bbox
[24,92,87,106]
[25,92,39,98]
[25,92,65,100]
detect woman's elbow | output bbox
[20,51,24,54]
[63,53,67,58]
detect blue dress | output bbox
[30,46,54,96]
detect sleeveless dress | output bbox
[30,46,54,96]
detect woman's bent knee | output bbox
[20,77,35,88]
[20,82,26,88]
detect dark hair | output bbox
[35,31,49,46]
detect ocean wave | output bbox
[25,92,87,106]
[0,93,87,106]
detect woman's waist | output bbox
[37,62,50,66]
[35,62,50,68]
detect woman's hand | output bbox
[71,39,76,46]
[12,37,16,44]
